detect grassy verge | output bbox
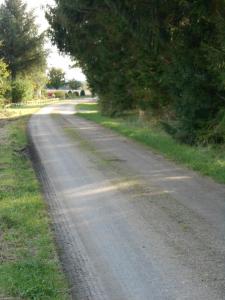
[0,104,69,299]
[77,103,225,184]
[76,102,98,112]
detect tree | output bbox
[0,0,46,80]
[47,68,65,89]
[68,79,82,90]
[29,71,48,98]
[47,0,225,143]
[47,1,136,115]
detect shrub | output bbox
[66,91,79,99]
[11,79,33,103]
[65,90,72,99]
[0,59,9,98]
[80,90,85,97]
[198,110,225,145]
[54,90,66,99]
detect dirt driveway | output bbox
[28,102,225,300]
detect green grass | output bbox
[0,104,69,299]
[77,103,225,184]
[76,102,98,112]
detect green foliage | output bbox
[80,89,85,97]
[47,0,225,144]
[68,79,82,90]
[11,78,34,103]
[54,90,65,99]
[197,109,225,145]
[29,71,48,98]
[66,90,79,99]
[0,0,47,103]
[0,0,46,80]
[46,1,136,116]
[47,68,65,89]
[0,59,9,98]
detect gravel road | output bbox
[28,101,225,300]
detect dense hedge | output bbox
[47,1,225,144]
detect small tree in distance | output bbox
[47,68,65,89]
[68,79,82,90]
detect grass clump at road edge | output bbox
[0,105,69,299]
[77,103,225,184]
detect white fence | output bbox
[8,98,61,107]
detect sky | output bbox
[0,0,86,81]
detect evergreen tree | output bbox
[47,0,225,143]
[0,0,46,80]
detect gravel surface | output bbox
[28,102,225,300]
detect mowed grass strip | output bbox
[77,103,225,184]
[0,105,69,299]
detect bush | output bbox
[0,59,9,98]
[65,90,71,99]
[80,90,85,97]
[66,91,79,99]
[47,1,225,145]
[197,110,225,145]
[54,90,66,99]
[11,79,33,103]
